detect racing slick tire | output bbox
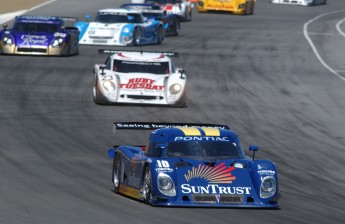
[93,81,105,105]
[112,154,122,193]
[143,166,152,203]
[245,2,254,15]
[157,26,164,45]
[174,91,187,108]
[133,28,141,46]
[173,19,180,36]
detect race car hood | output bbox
[86,22,126,37]
[172,159,255,200]
[13,32,55,48]
[116,72,168,91]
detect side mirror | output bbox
[249,145,258,160]
[3,24,8,30]
[156,143,167,150]
[99,65,106,75]
[179,69,186,79]
[108,148,115,158]
[85,15,91,22]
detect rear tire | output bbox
[112,154,121,193]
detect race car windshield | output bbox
[113,60,170,74]
[142,12,164,18]
[95,13,143,23]
[13,22,59,33]
[166,141,243,160]
[145,0,178,3]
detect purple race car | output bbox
[0,15,79,56]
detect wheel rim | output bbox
[113,157,120,188]
[143,167,151,200]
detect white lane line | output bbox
[303,10,345,82]
[308,32,335,36]
[0,0,56,24]
[336,18,345,38]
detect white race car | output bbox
[270,0,327,6]
[74,9,164,46]
[93,50,187,107]
[144,0,193,21]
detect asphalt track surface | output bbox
[1,1,345,223]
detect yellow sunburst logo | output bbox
[184,162,236,184]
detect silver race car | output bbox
[93,49,187,107]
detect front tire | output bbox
[133,28,141,46]
[143,166,152,203]
[93,79,105,105]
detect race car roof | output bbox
[112,51,172,62]
[98,8,141,14]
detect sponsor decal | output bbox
[257,170,276,175]
[21,35,48,45]
[182,163,252,195]
[185,162,236,184]
[54,32,66,37]
[174,136,230,142]
[119,78,164,90]
[181,184,251,194]
[206,4,234,9]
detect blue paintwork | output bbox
[108,124,280,207]
[120,3,181,36]
[0,15,79,55]
[74,9,164,46]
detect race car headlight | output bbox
[51,38,64,47]
[103,80,116,92]
[2,35,13,45]
[238,4,245,9]
[260,176,277,198]
[122,27,130,33]
[169,84,182,94]
[157,173,176,196]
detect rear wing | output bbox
[98,49,179,57]
[113,122,230,134]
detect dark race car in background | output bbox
[108,122,280,207]
[0,15,79,56]
[121,3,181,36]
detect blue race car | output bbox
[74,8,164,46]
[120,3,181,36]
[108,122,280,207]
[0,15,79,56]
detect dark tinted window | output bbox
[113,59,170,74]
[13,22,59,33]
[166,141,243,159]
[95,13,143,23]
